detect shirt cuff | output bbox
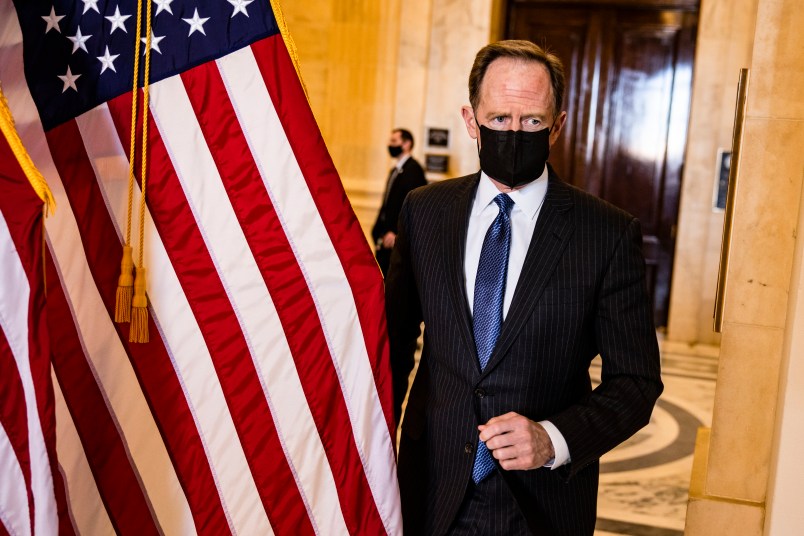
[538,420,571,470]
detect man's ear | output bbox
[462,106,478,140]
[549,111,567,147]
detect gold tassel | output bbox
[115,245,134,322]
[129,266,149,343]
[126,0,152,343]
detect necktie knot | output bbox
[493,193,515,217]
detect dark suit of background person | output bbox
[372,128,427,277]
[385,40,663,535]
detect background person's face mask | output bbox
[478,124,551,188]
[388,145,403,158]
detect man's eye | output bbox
[492,116,506,123]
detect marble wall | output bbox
[419,0,494,181]
[666,0,759,345]
[279,0,401,242]
[684,0,804,532]
[279,0,495,244]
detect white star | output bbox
[67,27,92,54]
[153,0,174,16]
[97,46,120,74]
[82,0,100,14]
[58,66,81,92]
[227,0,254,18]
[42,7,65,34]
[105,6,131,34]
[182,9,210,36]
[141,34,165,55]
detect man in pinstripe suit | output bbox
[386,40,663,535]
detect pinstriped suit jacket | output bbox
[386,167,663,535]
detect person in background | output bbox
[372,128,427,277]
[386,40,663,535]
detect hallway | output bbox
[595,341,718,535]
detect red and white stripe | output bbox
[0,201,58,536]
[0,115,62,535]
[0,0,400,533]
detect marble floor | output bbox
[594,340,719,536]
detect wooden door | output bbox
[506,0,698,327]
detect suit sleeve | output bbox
[548,217,663,477]
[385,196,423,424]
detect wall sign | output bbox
[714,149,731,211]
[427,127,449,148]
[425,154,449,173]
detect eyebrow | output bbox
[520,113,548,121]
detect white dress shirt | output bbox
[463,168,571,469]
[394,153,410,171]
[383,154,410,204]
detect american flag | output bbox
[0,0,401,534]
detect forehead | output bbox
[390,131,403,142]
[477,57,554,114]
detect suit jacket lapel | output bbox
[441,173,480,365]
[480,175,575,379]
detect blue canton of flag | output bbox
[13,0,279,130]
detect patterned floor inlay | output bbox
[594,341,718,535]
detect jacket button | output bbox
[464,442,473,454]
[474,388,486,398]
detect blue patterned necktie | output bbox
[471,192,515,483]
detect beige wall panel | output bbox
[685,499,764,536]
[722,118,804,329]
[281,0,402,241]
[393,0,434,160]
[667,0,759,344]
[422,0,494,181]
[706,322,783,501]
[746,0,804,120]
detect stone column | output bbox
[666,0,758,345]
[685,0,804,532]
[279,0,404,241]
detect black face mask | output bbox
[477,124,551,188]
[388,145,403,158]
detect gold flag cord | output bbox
[114,0,152,342]
[114,0,145,323]
[0,88,56,215]
[1,86,56,294]
[129,0,153,343]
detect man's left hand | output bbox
[382,231,396,249]
[478,412,555,471]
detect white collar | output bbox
[395,154,411,170]
[473,166,549,220]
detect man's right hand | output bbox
[479,412,555,471]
